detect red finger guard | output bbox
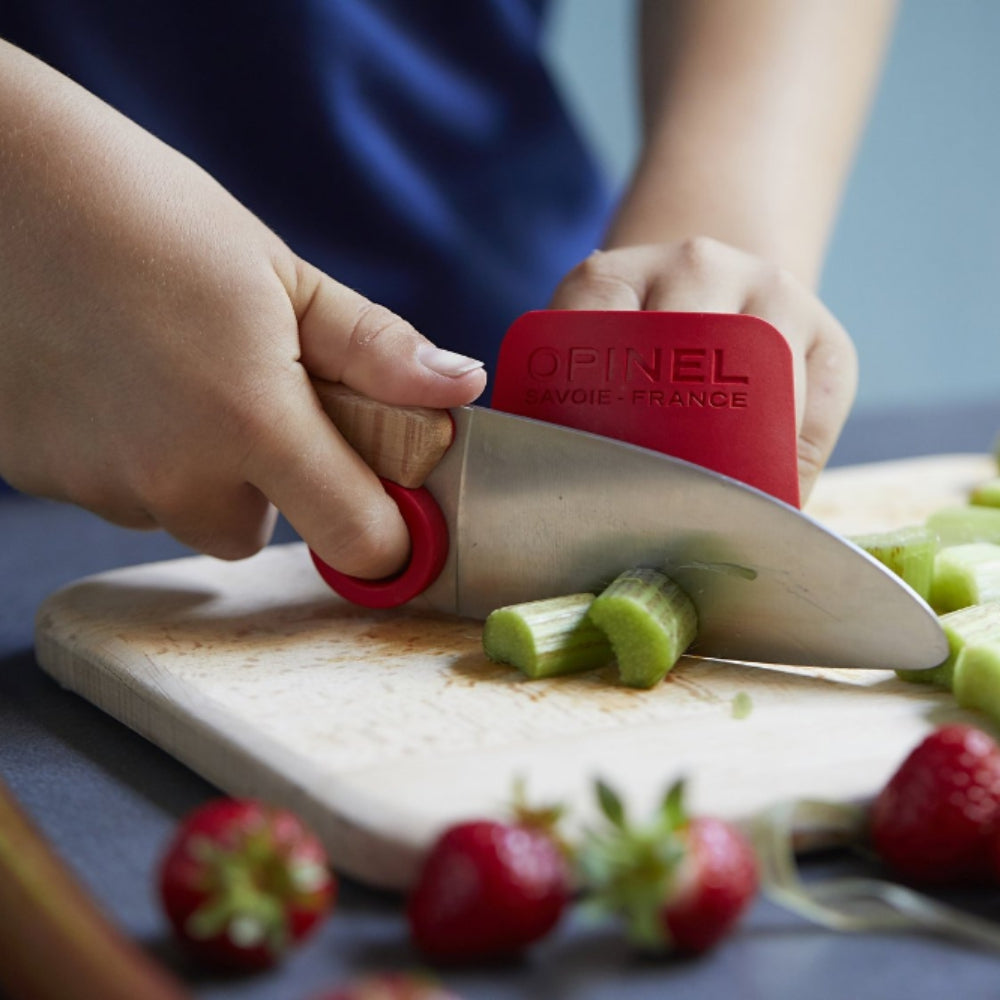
[310,479,449,609]
[491,311,800,508]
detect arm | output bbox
[610,0,896,285]
[551,0,897,498]
[0,38,485,575]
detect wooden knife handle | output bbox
[310,379,455,488]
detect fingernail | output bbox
[418,345,485,377]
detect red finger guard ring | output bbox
[310,479,449,609]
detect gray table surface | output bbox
[4,400,1000,1000]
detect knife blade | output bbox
[309,382,948,672]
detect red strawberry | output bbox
[406,818,571,961]
[659,815,760,953]
[870,723,1000,885]
[312,971,463,999]
[158,797,336,969]
[579,779,758,955]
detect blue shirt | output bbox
[1,0,613,381]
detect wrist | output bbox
[602,156,827,290]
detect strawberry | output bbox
[311,971,463,999]
[658,814,760,953]
[870,723,1000,885]
[406,817,571,961]
[157,797,336,970]
[578,779,758,955]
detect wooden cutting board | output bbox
[34,454,996,890]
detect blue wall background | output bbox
[543,0,1000,419]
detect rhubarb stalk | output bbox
[0,774,193,1000]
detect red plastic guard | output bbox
[309,479,449,609]
[490,311,800,508]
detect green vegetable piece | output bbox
[926,505,1000,547]
[894,660,953,688]
[971,477,1000,508]
[850,524,938,601]
[731,691,753,719]
[587,568,698,689]
[482,593,613,679]
[953,644,1000,723]
[897,600,1000,688]
[942,601,1000,720]
[929,542,1000,613]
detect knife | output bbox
[309,381,947,672]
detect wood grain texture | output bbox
[311,380,454,488]
[33,454,997,890]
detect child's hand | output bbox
[548,238,857,501]
[0,41,485,577]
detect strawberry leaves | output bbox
[579,778,758,954]
[579,779,688,949]
[158,798,336,970]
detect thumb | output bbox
[292,259,487,406]
[244,377,410,580]
[245,261,486,581]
